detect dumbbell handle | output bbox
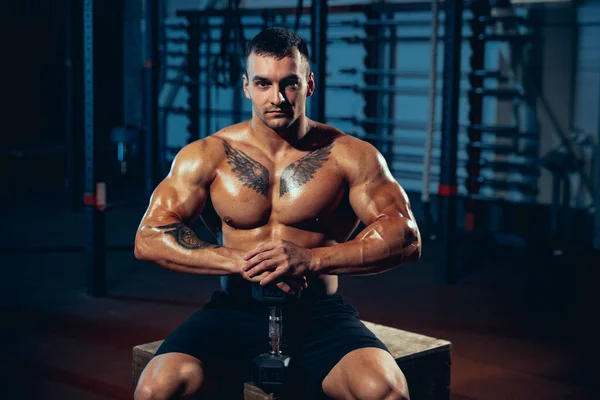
[269,306,282,355]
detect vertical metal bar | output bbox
[595,72,600,250]
[142,0,157,199]
[65,0,76,211]
[233,27,243,124]
[84,0,106,297]
[155,0,167,179]
[465,1,488,232]
[386,14,397,164]
[204,18,212,138]
[438,0,464,284]
[362,6,381,145]
[422,0,440,239]
[310,0,327,122]
[186,16,200,143]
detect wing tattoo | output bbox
[280,142,335,197]
[222,140,270,197]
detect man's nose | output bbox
[270,88,285,105]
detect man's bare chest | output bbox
[208,140,345,229]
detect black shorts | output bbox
[154,290,389,399]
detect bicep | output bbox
[140,143,213,226]
[349,177,414,226]
[141,177,208,226]
[346,144,415,226]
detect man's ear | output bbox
[306,72,315,98]
[243,73,251,100]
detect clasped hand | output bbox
[240,240,315,294]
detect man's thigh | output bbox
[288,295,390,399]
[153,301,269,396]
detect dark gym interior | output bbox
[1,0,599,399]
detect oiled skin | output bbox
[132,45,418,400]
[134,119,420,297]
[134,47,420,298]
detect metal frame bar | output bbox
[596,72,600,250]
[311,0,327,123]
[465,1,490,231]
[65,0,76,212]
[83,0,106,297]
[185,16,200,142]
[438,0,464,284]
[176,3,433,19]
[142,0,159,199]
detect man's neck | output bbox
[250,115,312,157]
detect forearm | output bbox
[311,216,421,275]
[134,222,243,275]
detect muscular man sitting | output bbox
[134,27,421,400]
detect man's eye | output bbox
[257,82,269,88]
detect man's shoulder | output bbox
[321,126,378,158]
[182,121,250,156]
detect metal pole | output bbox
[204,19,212,138]
[186,16,200,142]
[233,29,243,124]
[142,0,157,199]
[438,0,464,284]
[310,0,327,122]
[422,0,440,240]
[465,0,489,232]
[361,7,382,145]
[386,14,397,164]
[65,0,76,211]
[595,71,600,250]
[155,0,167,179]
[84,0,106,297]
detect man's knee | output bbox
[134,382,164,400]
[347,371,409,400]
[135,355,206,400]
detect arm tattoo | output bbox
[153,222,218,250]
[222,140,270,197]
[280,142,335,197]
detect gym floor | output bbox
[1,194,597,400]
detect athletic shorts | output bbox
[154,290,390,399]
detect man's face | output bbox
[243,49,314,131]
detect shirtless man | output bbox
[133,27,421,400]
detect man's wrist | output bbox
[309,247,325,274]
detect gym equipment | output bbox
[109,126,140,176]
[250,284,299,394]
[421,0,440,241]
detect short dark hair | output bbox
[244,27,311,73]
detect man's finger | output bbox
[260,267,285,286]
[246,259,279,277]
[243,249,282,271]
[276,281,294,295]
[243,241,276,261]
[244,270,270,283]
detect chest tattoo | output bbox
[222,140,270,197]
[280,142,335,198]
